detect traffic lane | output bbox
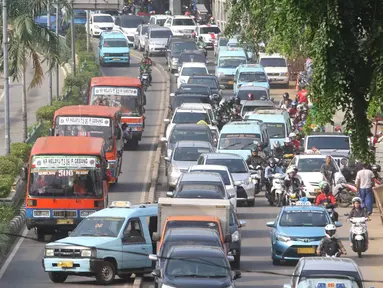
[236,196,383,287]
[0,58,166,288]
[101,57,166,204]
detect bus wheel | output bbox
[37,228,45,242]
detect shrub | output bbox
[0,176,15,198]
[35,105,58,122]
[0,156,18,177]
[10,142,31,162]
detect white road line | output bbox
[0,227,28,280]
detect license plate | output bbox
[228,81,233,85]
[57,261,73,268]
[57,219,74,225]
[113,58,120,60]
[297,247,315,254]
[314,188,321,193]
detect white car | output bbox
[288,154,346,200]
[86,13,114,36]
[175,62,209,88]
[259,53,289,87]
[195,25,221,49]
[133,24,150,51]
[164,15,196,37]
[149,14,169,26]
[114,15,145,46]
[164,106,218,141]
[188,164,238,211]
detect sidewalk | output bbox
[0,62,65,155]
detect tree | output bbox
[225,0,383,161]
[1,0,69,141]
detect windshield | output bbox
[104,38,128,47]
[297,158,338,172]
[264,123,285,138]
[178,85,209,94]
[279,210,330,227]
[307,136,350,150]
[179,54,206,64]
[219,38,228,46]
[181,67,207,76]
[174,147,212,161]
[166,221,220,234]
[172,42,198,54]
[171,96,209,108]
[94,15,113,22]
[237,89,268,100]
[192,170,230,185]
[227,42,239,47]
[206,159,248,173]
[219,57,246,68]
[55,116,113,152]
[121,17,144,28]
[219,133,261,150]
[238,72,267,82]
[170,129,210,143]
[188,77,218,89]
[70,217,125,237]
[200,27,221,34]
[260,57,287,67]
[91,86,141,116]
[173,19,195,25]
[177,190,224,199]
[150,30,172,38]
[242,105,273,115]
[298,278,360,288]
[28,155,103,198]
[173,112,210,124]
[166,255,229,277]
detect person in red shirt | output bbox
[296,89,308,104]
[315,181,339,221]
[288,101,297,117]
[289,132,300,151]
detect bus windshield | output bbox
[29,155,103,198]
[91,86,141,116]
[55,116,113,152]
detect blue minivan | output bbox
[234,64,270,95]
[99,31,130,66]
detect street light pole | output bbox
[47,2,53,105]
[56,5,60,99]
[70,3,76,76]
[86,10,90,52]
[2,0,10,154]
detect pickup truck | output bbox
[152,198,232,251]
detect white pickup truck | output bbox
[164,15,196,37]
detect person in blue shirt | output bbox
[264,158,284,192]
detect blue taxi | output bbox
[266,200,342,265]
[215,48,247,88]
[233,64,270,95]
[43,201,158,285]
[99,31,130,66]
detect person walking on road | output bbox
[355,163,375,215]
[320,155,336,187]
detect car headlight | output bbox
[167,149,172,157]
[33,210,50,217]
[232,231,240,242]
[241,179,249,186]
[45,248,54,257]
[81,249,92,257]
[281,72,289,76]
[276,234,291,242]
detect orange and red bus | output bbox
[87,76,146,148]
[23,136,109,241]
[51,105,123,184]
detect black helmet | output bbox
[268,158,276,167]
[251,145,258,153]
[319,181,330,194]
[229,96,236,104]
[372,164,381,172]
[283,92,289,99]
[235,97,241,105]
[199,36,203,41]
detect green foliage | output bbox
[0,176,15,198]
[0,203,17,257]
[35,105,58,122]
[0,156,19,177]
[225,0,383,161]
[10,142,32,163]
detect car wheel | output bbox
[95,260,116,285]
[272,258,280,265]
[48,272,68,283]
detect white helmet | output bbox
[284,137,291,143]
[352,197,362,204]
[286,166,295,174]
[324,224,337,238]
[289,132,296,138]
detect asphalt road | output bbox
[0,55,167,287]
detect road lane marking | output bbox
[0,227,28,280]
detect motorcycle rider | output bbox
[284,166,302,193]
[140,52,152,85]
[272,141,284,159]
[279,92,292,108]
[289,132,300,151]
[288,101,298,118]
[209,16,216,24]
[265,158,284,193]
[121,123,131,140]
[348,197,369,247]
[196,36,207,49]
[246,145,267,168]
[316,224,347,256]
[282,137,295,154]
[315,181,339,221]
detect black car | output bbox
[151,246,241,288]
[177,50,207,71]
[166,40,199,72]
[169,94,212,112]
[188,74,224,100]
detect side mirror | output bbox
[271,97,275,102]
[334,221,342,227]
[174,73,179,77]
[20,166,28,181]
[266,221,275,227]
[239,220,246,228]
[48,128,54,136]
[152,232,160,241]
[224,234,232,243]
[151,269,161,278]
[166,191,174,197]
[163,119,170,124]
[227,255,234,262]
[160,137,167,142]
[164,157,170,162]
[219,85,225,89]
[148,254,158,261]
[233,180,242,186]
[283,285,292,288]
[234,271,242,280]
[170,93,175,97]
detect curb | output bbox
[7,204,26,239]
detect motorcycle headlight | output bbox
[276,234,291,242]
[290,193,296,199]
[167,149,172,157]
[232,230,240,242]
[45,248,54,257]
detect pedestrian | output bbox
[355,162,375,215]
[320,155,336,187]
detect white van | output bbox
[258,53,289,87]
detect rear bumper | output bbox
[100,56,130,64]
[26,218,81,230]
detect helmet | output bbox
[372,164,381,172]
[268,158,276,167]
[199,36,203,41]
[235,97,241,105]
[297,104,304,111]
[289,132,296,138]
[283,92,289,99]
[286,166,295,174]
[284,137,291,143]
[352,197,362,204]
[150,10,155,14]
[319,181,330,193]
[324,224,337,238]
[273,141,281,149]
[248,93,254,100]
[291,101,297,107]
[251,145,258,153]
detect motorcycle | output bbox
[347,216,369,258]
[332,182,357,207]
[270,173,285,206]
[285,187,300,206]
[249,165,262,195]
[322,201,337,222]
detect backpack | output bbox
[322,238,339,256]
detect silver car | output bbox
[197,153,257,206]
[144,27,173,56]
[165,141,214,189]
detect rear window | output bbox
[104,38,128,47]
[179,54,206,63]
[176,190,224,199]
[191,169,231,185]
[307,136,350,150]
[150,30,172,38]
[188,77,218,89]
[237,89,268,100]
[173,147,212,161]
[94,15,113,22]
[173,19,195,25]
[200,27,221,34]
[259,57,287,67]
[173,112,210,124]
[219,38,228,46]
[205,159,248,174]
[171,96,210,108]
[178,85,209,94]
[165,220,220,234]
